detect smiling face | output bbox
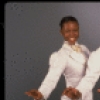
[60,21,79,45]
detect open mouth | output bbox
[70,38,75,40]
[68,38,76,45]
[69,38,76,41]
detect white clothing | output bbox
[38,41,90,100]
[76,47,100,100]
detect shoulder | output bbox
[49,51,58,61]
[80,44,90,52]
[49,47,66,59]
[80,44,91,57]
[90,47,100,60]
[48,48,68,66]
[48,50,59,66]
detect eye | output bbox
[65,30,70,33]
[74,30,78,32]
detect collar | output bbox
[62,41,86,64]
[62,41,79,50]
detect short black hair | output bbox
[59,16,79,29]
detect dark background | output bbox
[5,2,100,100]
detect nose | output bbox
[70,31,75,37]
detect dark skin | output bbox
[25,21,81,100]
[60,21,79,45]
[62,86,82,100]
[97,89,100,93]
[25,89,43,100]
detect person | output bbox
[62,47,100,99]
[25,16,90,100]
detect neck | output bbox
[65,41,76,45]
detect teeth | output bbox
[70,38,75,41]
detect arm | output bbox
[25,51,67,100]
[38,51,67,100]
[76,47,100,99]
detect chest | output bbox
[64,51,87,76]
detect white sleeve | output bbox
[76,47,100,100]
[38,51,67,100]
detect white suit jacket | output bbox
[38,41,90,100]
[76,47,100,100]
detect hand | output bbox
[25,89,43,100]
[97,89,100,93]
[62,86,82,100]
